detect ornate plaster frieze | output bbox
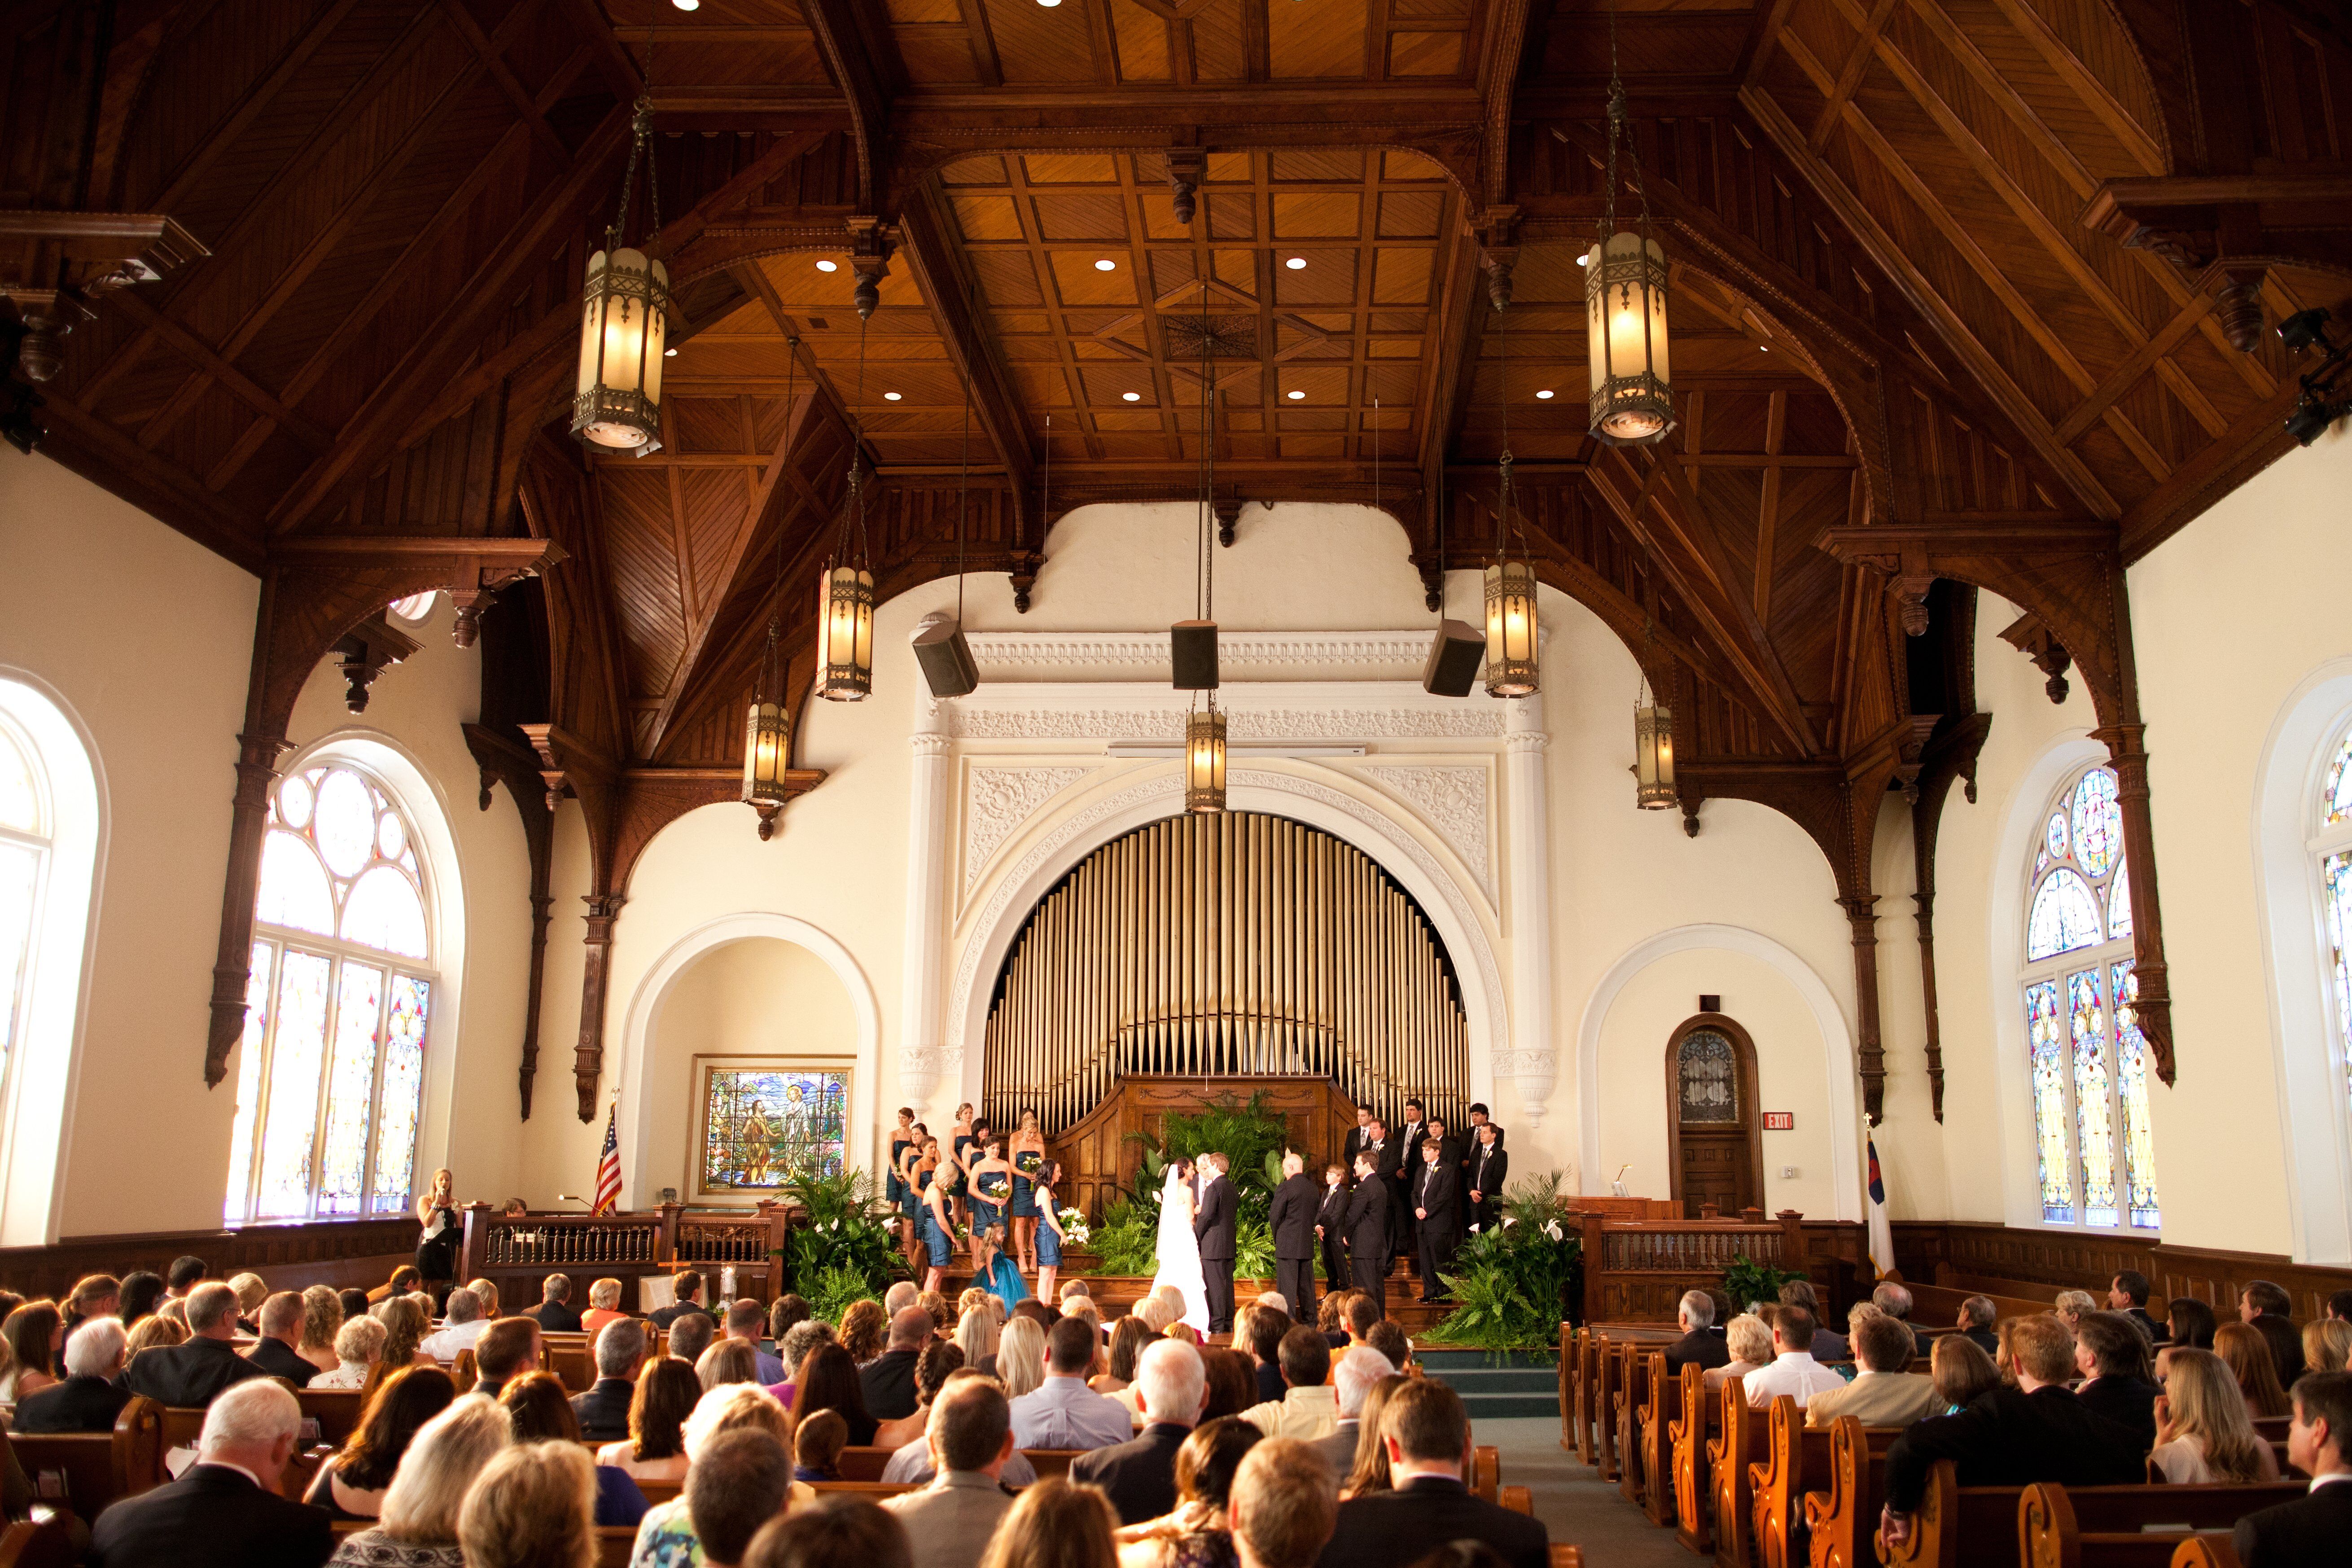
[1360,763,1495,906]
[963,764,1091,894]
[966,628,1441,671]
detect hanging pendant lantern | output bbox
[573,98,670,456]
[1585,230,1673,445]
[816,479,876,703]
[1185,703,1228,814]
[741,692,793,837]
[1483,559,1540,697]
[1634,701,1676,809]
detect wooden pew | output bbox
[1617,1342,1655,1503]
[1550,1548,1585,1568]
[1745,1396,1813,1568]
[2022,1479,2307,1568]
[638,1478,681,1507]
[1669,1363,1717,1554]
[1708,1376,1769,1568]
[1472,1445,1499,1505]
[837,1445,896,1482]
[0,1514,75,1568]
[1029,1450,1084,1481]
[543,1334,595,1393]
[1880,1462,2304,1568]
[811,1480,920,1498]
[2169,1540,2241,1568]
[1559,1323,1579,1454]
[1501,1485,1533,1515]
[1634,1350,1677,1527]
[451,1347,477,1393]
[1595,1337,1624,1482]
[1797,1415,1904,1568]
[297,1387,365,1445]
[1571,1328,1599,1464]
[9,1396,164,1524]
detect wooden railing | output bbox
[1576,1206,1806,1323]
[456,1201,795,1308]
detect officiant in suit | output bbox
[1465,1121,1508,1234]
[1345,1151,1390,1316]
[1268,1150,1319,1321]
[1412,1137,1460,1304]
[1194,1152,1238,1333]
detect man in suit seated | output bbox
[2234,1371,2352,1568]
[164,1256,208,1304]
[2072,1310,2162,1449]
[1072,1338,1209,1524]
[241,1292,317,1388]
[17,1317,135,1433]
[648,1269,711,1331]
[119,1281,270,1408]
[522,1273,583,1333]
[1879,1314,2146,1550]
[1232,1439,1339,1568]
[885,1375,1019,1568]
[1955,1295,1999,1356]
[1663,1289,1731,1377]
[1010,1316,1132,1451]
[1306,1346,1396,1480]
[469,1317,541,1402]
[2103,1270,2163,1345]
[2240,1280,2307,1388]
[86,1378,332,1568]
[1314,1380,1548,1568]
[1805,1314,1937,1428]
[570,1318,645,1442]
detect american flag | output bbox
[592,1104,623,1214]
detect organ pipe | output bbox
[982,811,1471,1139]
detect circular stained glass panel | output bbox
[377,810,405,861]
[2071,769,2121,877]
[2045,811,2068,863]
[312,770,376,877]
[278,773,314,831]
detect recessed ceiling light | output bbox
[1122,392,1141,401]
[1759,345,1770,352]
[665,347,678,357]
[884,392,902,402]
[1287,390,1305,400]
[1038,0,1060,6]
[1535,389,1553,399]
[1285,257,1306,270]
[1576,254,1590,267]
[1094,258,1117,271]
[673,0,698,10]
[815,259,837,272]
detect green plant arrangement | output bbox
[799,1261,882,1328]
[776,1167,907,1301]
[1233,1217,1275,1282]
[1086,1199,1159,1275]
[1423,1169,1582,1354]
[1121,1090,1292,1231]
[1721,1253,1802,1311]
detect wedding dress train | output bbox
[1150,1163,1211,1332]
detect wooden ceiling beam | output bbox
[895,180,1038,538]
[434,0,573,167]
[149,0,365,215]
[1479,0,1536,210]
[1809,0,1901,153]
[799,0,888,211]
[1981,0,2165,177]
[104,290,333,451]
[1740,82,2121,521]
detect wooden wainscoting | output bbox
[0,1217,418,1300]
[1892,1222,2352,1321]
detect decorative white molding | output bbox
[948,767,1508,1115]
[964,765,1091,893]
[947,703,1504,742]
[1361,763,1494,905]
[967,628,1441,670]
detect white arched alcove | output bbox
[0,669,107,1246]
[946,764,1508,1123]
[1576,923,1863,1222]
[2251,657,2352,1264]
[617,911,882,1204]
[278,729,470,1195]
[1985,730,2109,1232]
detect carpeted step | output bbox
[1416,1348,1560,1420]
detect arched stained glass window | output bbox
[1677,1030,1739,1124]
[2318,727,2352,1120]
[2021,762,2156,1231]
[226,762,435,1223]
[0,718,49,1104]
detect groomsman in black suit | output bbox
[1345,1151,1391,1317]
[1193,1152,1238,1333]
[1412,1137,1460,1303]
[1341,1105,1377,1170]
[1386,1103,1424,1271]
[1314,1162,1351,1317]
[1268,1150,1320,1321]
[1465,1120,1509,1234]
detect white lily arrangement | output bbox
[1056,1207,1091,1247]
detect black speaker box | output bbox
[913,618,979,698]
[1171,619,1219,689]
[1422,618,1485,697]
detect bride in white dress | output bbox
[1150,1160,1211,1332]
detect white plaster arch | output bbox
[0,668,108,1247]
[946,765,1509,1124]
[615,911,882,1203]
[2251,657,2352,1264]
[278,729,471,1198]
[1575,923,1863,1222]
[1985,730,2109,1232]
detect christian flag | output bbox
[1866,1132,1896,1280]
[593,1104,623,1215]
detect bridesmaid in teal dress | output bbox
[968,1134,1013,1265]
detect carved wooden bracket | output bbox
[0,211,206,381]
[1214,495,1242,548]
[332,615,422,714]
[463,723,555,1121]
[847,216,894,321]
[1475,213,1520,311]
[2081,175,2352,352]
[1997,611,2074,705]
[1165,147,1206,227]
[1008,546,1042,614]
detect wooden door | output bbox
[1664,1016,1761,1216]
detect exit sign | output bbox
[1762,1112,1795,1130]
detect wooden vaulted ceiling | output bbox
[9,0,2352,794]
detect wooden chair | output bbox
[0,1514,76,1568]
[1472,1445,1499,1504]
[1708,1377,1769,1568]
[1670,1363,1717,1554]
[1634,1350,1677,1527]
[9,1395,164,1524]
[1796,1415,1903,1568]
[1500,1485,1533,1515]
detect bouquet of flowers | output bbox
[1056,1207,1091,1248]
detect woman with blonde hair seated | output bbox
[840,1299,890,1369]
[123,1312,187,1363]
[313,1315,388,1392]
[2302,1317,2352,1376]
[2214,1322,2293,1419]
[299,1285,346,1375]
[1340,1375,1407,1499]
[226,1272,268,1333]
[1928,1333,2003,1415]
[997,1316,1048,1400]
[326,1394,512,1568]
[1706,1314,1775,1393]
[457,1439,597,1568]
[697,1339,760,1392]
[955,1296,1001,1378]
[465,1279,501,1321]
[2150,1348,2281,1484]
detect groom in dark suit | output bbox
[1412,1137,1460,1304]
[1268,1150,1320,1321]
[1193,1152,1238,1333]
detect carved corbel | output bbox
[1474,213,1521,312]
[1997,611,2073,704]
[1214,495,1242,548]
[331,616,422,714]
[1165,147,1206,227]
[0,212,206,381]
[847,216,894,321]
[1008,546,1042,615]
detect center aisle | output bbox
[1476,1416,1694,1568]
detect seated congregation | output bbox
[0,1257,1547,1568]
[1571,1270,2352,1568]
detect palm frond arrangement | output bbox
[1423,1169,1581,1353]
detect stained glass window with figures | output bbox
[698,1066,850,1195]
[226,763,436,1224]
[0,717,50,1114]
[2020,763,2157,1232]
[1677,1030,1739,1124]
[2317,726,2352,1126]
